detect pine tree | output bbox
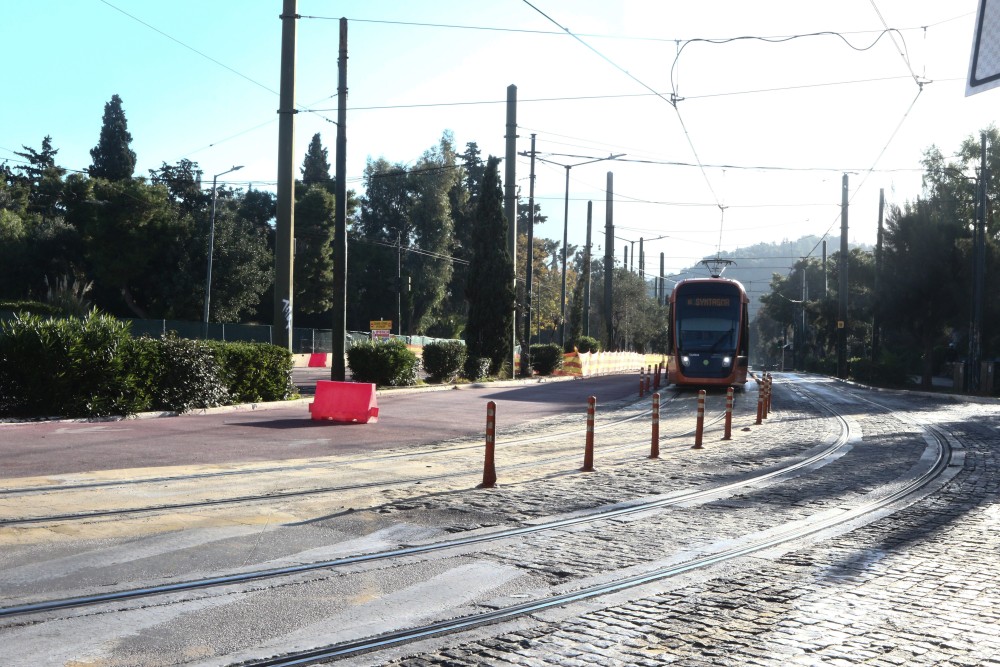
[300,132,332,189]
[464,156,515,375]
[89,94,136,181]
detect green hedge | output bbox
[347,338,420,387]
[0,312,145,418]
[208,340,295,403]
[575,336,600,353]
[421,340,466,383]
[0,313,295,419]
[530,343,563,376]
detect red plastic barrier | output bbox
[309,380,379,423]
[307,353,329,367]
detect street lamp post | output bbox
[203,165,244,338]
[536,153,624,349]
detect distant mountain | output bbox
[666,235,865,321]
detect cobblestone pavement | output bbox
[355,376,1000,667]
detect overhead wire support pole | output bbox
[837,173,849,380]
[504,85,518,375]
[971,132,988,393]
[332,16,348,381]
[520,134,537,377]
[535,152,623,349]
[274,0,298,351]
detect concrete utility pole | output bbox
[274,0,297,351]
[822,240,828,298]
[837,174,849,379]
[504,85,517,374]
[659,252,665,306]
[970,132,988,392]
[584,201,592,338]
[604,172,614,348]
[331,17,348,381]
[520,134,536,377]
[872,188,884,363]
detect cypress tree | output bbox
[301,132,332,189]
[464,156,515,375]
[89,94,136,181]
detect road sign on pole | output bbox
[968,0,1000,95]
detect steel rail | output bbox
[0,390,840,619]
[1,394,721,526]
[239,385,954,666]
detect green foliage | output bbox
[347,338,420,387]
[0,300,62,316]
[135,334,229,412]
[208,341,295,403]
[301,132,332,188]
[463,355,491,381]
[849,353,911,388]
[89,94,136,181]
[0,312,145,418]
[294,185,336,314]
[575,336,600,353]
[530,343,564,376]
[421,340,467,383]
[408,133,459,334]
[463,156,515,373]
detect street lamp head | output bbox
[215,165,244,179]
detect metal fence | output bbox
[1,311,460,354]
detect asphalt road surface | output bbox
[0,374,643,478]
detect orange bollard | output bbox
[479,401,497,488]
[639,368,645,398]
[755,380,764,425]
[723,386,734,440]
[650,392,660,459]
[693,389,706,449]
[582,396,596,471]
[645,366,652,394]
[763,375,771,419]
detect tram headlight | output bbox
[681,355,691,367]
[721,356,732,367]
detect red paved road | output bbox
[0,375,643,478]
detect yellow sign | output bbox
[370,320,392,330]
[837,320,845,329]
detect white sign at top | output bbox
[968,0,1000,96]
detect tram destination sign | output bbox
[687,297,731,307]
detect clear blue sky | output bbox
[2,1,993,292]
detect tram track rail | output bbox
[236,380,960,666]
[0,385,837,620]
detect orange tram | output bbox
[666,276,750,388]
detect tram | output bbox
[666,276,750,387]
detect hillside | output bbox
[669,235,857,321]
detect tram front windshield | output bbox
[676,291,740,352]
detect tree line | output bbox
[754,125,1000,389]
[1,94,673,369]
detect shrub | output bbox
[208,341,295,402]
[575,336,600,354]
[421,340,467,383]
[0,312,146,418]
[347,338,420,387]
[530,343,564,376]
[463,356,491,382]
[141,334,229,412]
[850,353,910,388]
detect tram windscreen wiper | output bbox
[710,328,734,351]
